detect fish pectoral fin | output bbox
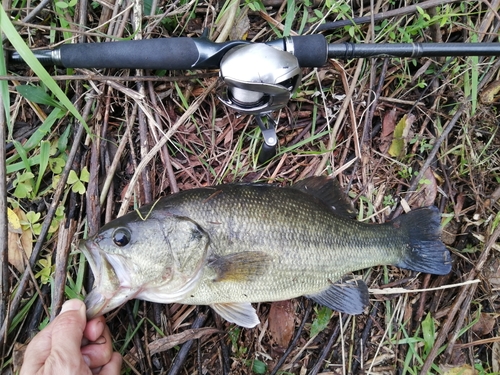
[211,302,260,328]
[307,277,369,315]
[208,251,271,282]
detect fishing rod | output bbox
[9,34,500,162]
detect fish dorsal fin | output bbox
[306,277,369,315]
[291,176,357,219]
[208,251,272,282]
[211,302,260,328]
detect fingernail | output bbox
[82,354,91,367]
[94,335,107,345]
[61,299,84,314]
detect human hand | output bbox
[20,299,122,375]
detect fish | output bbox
[80,176,451,328]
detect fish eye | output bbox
[112,228,131,247]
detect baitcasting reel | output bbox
[217,40,302,162]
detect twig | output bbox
[51,217,78,320]
[0,70,8,348]
[20,0,51,24]
[309,0,462,32]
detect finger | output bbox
[50,299,87,356]
[83,316,106,342]
[20,326,54,373]
[81,324,114,368]
[98,352,122,375]
[20,299,87,374]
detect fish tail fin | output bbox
[393,206,451,275]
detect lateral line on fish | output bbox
[136,197,162,221]
[369,279,479,294]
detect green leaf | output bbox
[26,211,41,224]
[71,180,86,194]
[314,9,323,18]
[422,313,435,354]
[0,33,11,137]
[11,140,32,173]
[67,170,79,185]
[252,359,267,374]
[34,140,51,195]
[16,171,35,183]
[13,180,33,198]
[310,306,331,338]
[57,124,71,152]
[49,157,66,174]
[55,1,69,8]
[79,166,90,183]
[388,114,409,158]
[13,172,35,198]
[15,85,62,108]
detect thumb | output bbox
[50,299,87,354]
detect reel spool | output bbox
[217,43,302,162]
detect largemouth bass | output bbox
[80,176,451,327]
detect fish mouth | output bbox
[79,240,137,319]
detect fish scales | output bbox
[81,176,451,327]
[157,185,404,304]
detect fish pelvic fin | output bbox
[211,302,260,328]
[208,251,272,282]
[292,176,357,219]
[306,276,369,315]
[393,206,451,275]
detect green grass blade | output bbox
[34,140,51,195]
[8,293,37,334]
[16,84,63,108]
[0,7,91,135]
[11,140,32,173]
[0,35,11,137]
[283,0,296,36]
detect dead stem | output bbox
[0,76,8,350]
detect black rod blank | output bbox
[328,42,500,59]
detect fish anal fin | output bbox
[292,176,357,219]
[211,302,260,328]
[208,251,272,282]
[307,277,369,315]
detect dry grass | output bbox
[1,0,500,374]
